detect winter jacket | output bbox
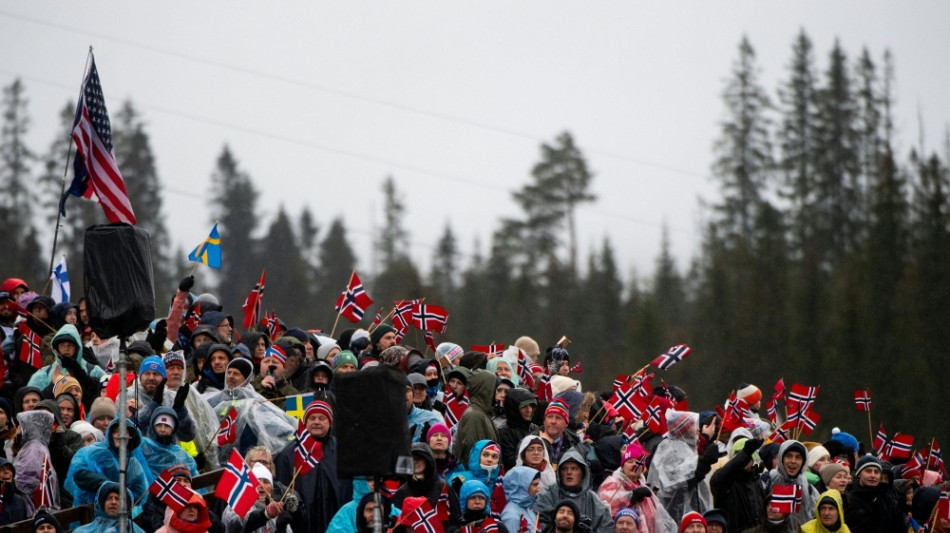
[597,466,675,533]
[801,489,852,533]
[133,406,199,486]
[392,442,461,530]
[222,480,305,533]
[327,477,373,533]
[534,447,613,533]
[156,490,214,533]
[276,431,350,533]
[0,481,29,525]
[515,435,558,490]
[844,480,904,533]
[501,466,540,533]
[709,445,767,531]
[449,440,507,517]
[66,418,149,506]
[71,481,145,533]
[760,440,819,533]
[27,325,105,394]
[409,404,446,443]
[498,388,539,471]
[454,370,500,466]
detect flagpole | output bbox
[925,437,935,476]
[865,387,873,451]
[280,466,304,504]
[329,271,355,339]
[367,306,397,335]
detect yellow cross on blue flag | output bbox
[285,393,314,421]
[188,223,221,268]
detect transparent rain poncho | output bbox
[202,383,297,462]
[646,410,711,518]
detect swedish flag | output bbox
[285,393,314,421]
[188,224,221,268]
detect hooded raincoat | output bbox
[28,325,104,402]
[800,489,852,533]
[762,440,819,532]
[515,435,558,489]
[454,370,500,467]
[133,406,199,486]
[65,418,149,506]
[326,477,373,533]
[71,481,145,533]
[534,447,613,533]
[500,466,540,533]
[13,410,60,512]
[645,410,712,519]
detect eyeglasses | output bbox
[251,459,272,466]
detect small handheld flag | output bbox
[216,406,238,446]
[650,344,691,370]
[215,449,259,519]
[334,272,373,323]
[149,468,195,512]
[50,255,70,304]
[241,270,266,329]
[188,224,222,268]
[853,389,871,412]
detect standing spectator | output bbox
[14,410,59,513]
[843,455,903,533]
[761,440,818,532]
[453,370,499,466]
[800,489,851,533]
[535,447,613,533]
[598,441,675,532]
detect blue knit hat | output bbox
[830,427,859,454]
[140,355,166,378]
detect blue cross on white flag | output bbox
[50,255,70,304]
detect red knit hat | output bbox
[679,511,706,533]
[544,401,569,424]
[304,400,333,425]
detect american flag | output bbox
[62,55,136,224]
[649,344,691,370]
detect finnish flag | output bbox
[50,255,70,304]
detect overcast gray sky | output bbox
[3,2,949,283]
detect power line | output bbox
[0,9,709,181]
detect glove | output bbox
[60,351,84,375]
[146,319,168,353]
[173,383,190,410]
[152,378,166,404]
[629,487,653,504]
[451,476,464,494]
[265,501,283,519]
[743,437,763,456]
[702,442,721,464]
[419,421,432,443]
[179,275,195,292]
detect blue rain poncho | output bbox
[71,481,145,533]
[65,418,148,506]
[132,406,198,486]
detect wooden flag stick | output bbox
[556,336,571,348]
[925,437,935,476]
[329,270,355,339]
[367,307,396,335]
[280,465,303,504]
[866,387,873,451]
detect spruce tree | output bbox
[314,218,357,331]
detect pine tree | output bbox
[208,145,260,315]
[429,223,459,306]
[711,36,775,242]
[377,176,409,271]
[0,78,44,283]
[314,218,357,330]
[259,206,312,327]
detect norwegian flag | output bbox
[929,440,946,475]
[853,390,872,412]
[901,451,924,479]
[32,454,55,509]
[518,516,530,533]
[412,303,449,334]
[372,307,384,327]
[765,399,777,425]
[515,349,535,390]
[241,270,266,329]
[215,449,259,519]
[149,468,195,512]
[293,420,324,476]
[335,272,374,323]
[773,378,786,402]
[424,331,437,352]
[443,392,469,430]
[641,397,664,434]
[471,344,506,356]
[612,375,628,393]
[260,311,279,341]
[887,432,914,460]
[462,518,500,533]
[62,54,136,224]
[17,323,42,369]
[797,407,820,436]
[436,483,451,521]
[631,372,653,398]
[621,419,639,441]
[873,423,888,456]
[393,324,407,344]
[217,406,238,446]
[536,374,552,403]
[610,383,647,422]
[768,484,802,514]
[393,300,419,331]
[786,383,819,423]
[570,362,583,373]
[403,499,445,533]
[649,344,691,370]
[380,478,401,499]
[184,306,202,333]
[936,490,950,521]
[769,421,796,444]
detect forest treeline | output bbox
[2,31,948,447]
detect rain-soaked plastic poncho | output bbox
[65,418,149,506]
[164,383,221,469]
[71,481,145,533]
[14,410,59,512]
[646,410,711,519]
[202,379,296,463]
[133,406,199,486]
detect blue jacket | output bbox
[65,418,148,506]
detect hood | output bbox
[12,386,42,416]
[466,370,497,413]
[776,440,808,480]
[94,481,132,519]
[50,302,79,329]
[50,324,82,358]
[106,417,143,452]
[467,440,502,484]
[813,489,845,532]
[504,466,541,508]
[356,492,391,531]
[36,399,64,428]
[504,388,537,429]
[665,410,699,447]
[308,361,334,385]
[516,435,553,468]
[170,491,211,530]
[351,477,372,503]
[411,442,437,480]
[460,480,491,515]
[148,406,179,443]
[17,410,53,445]
[486,358,518,386]
[557,447,590,492]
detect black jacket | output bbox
[844,482,904,533]
[709,448,767,531]
[498,388,539,471]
